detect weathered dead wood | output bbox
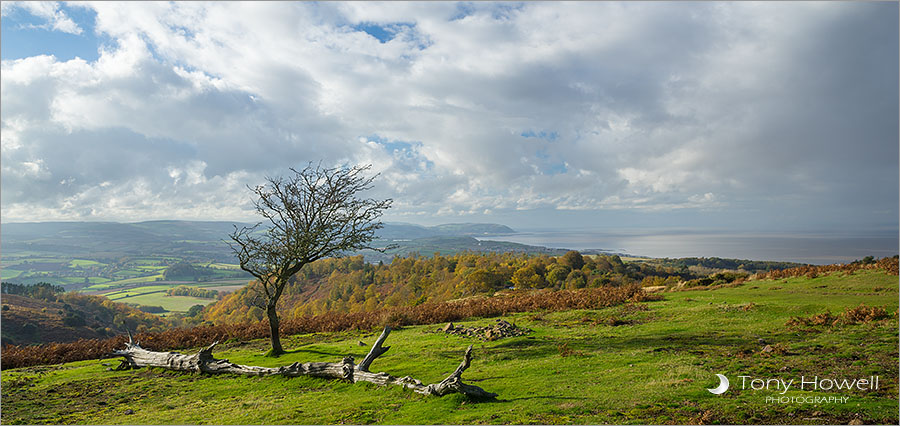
[357,325,391,372]
[111,326,497,399]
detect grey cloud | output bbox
[1,2,896,231]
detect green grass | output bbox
[94,274,165,288]
[204,262,241,270]
[104,285,177,298]
[115,293,216,312]
[85,279,245,293]
[2,270,897,424]
[69,259,106,268]
[103,285,216,312]
[1,268,24,279]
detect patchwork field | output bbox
[84,281,250,313]
[1,269,896,424]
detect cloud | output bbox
[2,1,84,35]
[0,2,896,231]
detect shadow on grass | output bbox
[465,376,506,382]
[280,347,348,358]
[489,395,589,403]
[478,333,751,360]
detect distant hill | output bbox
[374,222,515,240]
[360,236,577,263]
[1,220,524,265]
[431,223,515,235]
[1,220,243,262]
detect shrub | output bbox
[756,256,899,281]
[62,313,86,327]
[1,284,657,369]
[786,304,894,328]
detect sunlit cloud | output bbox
[1,1,896,231]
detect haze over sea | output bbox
[480,229,899,265]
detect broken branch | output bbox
[111,326,497,399]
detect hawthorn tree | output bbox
[229,163,391,355]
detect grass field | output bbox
[112,292,217,312]
[83,274,166,290]
[1,270,897,424]
[1,268,24,279]
[203,262,242,270]
[69,259,107,268]
[100,285,220,312]
[94,281,248,312]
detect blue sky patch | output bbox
[367,134,421,153]
[1,4,109,62]
[520,130,559,142]
[490,2,525,20]
[450,2,477,21]
[366,135,434,171]
[352,22,415,44]
[533,146,567,175]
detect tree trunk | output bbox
[112,327,496,399]
[266,304,283,355]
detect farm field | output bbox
[2,269,896,424]
[95,281,250,313]
[1,249,251,313]
[1,252,248,289]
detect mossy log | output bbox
[111,326,497,399]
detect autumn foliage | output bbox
[204,252,691,324]
[786,304,896,328]
[753,256,898,280]
[1,284,657,369]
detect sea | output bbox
[478,229,899,265]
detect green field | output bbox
[1,269,897,424]
[1,269,24,279]
[204,262,242,270]
[101,284,226,312]
[69,259,106,268]
[112,292,217,312]
[96,281,247,312]
[87,274,166,290]
[2,250,246,290]
[87,280,246,292]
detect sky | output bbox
[1,1,897,233]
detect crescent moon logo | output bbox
[707,374,730,395]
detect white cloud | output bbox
[2,1,83,34]
[0,2,896,230]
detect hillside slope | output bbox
[0,293,167,346]
[2,268,896,424]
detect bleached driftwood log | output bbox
[111,326,497,398]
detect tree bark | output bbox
[112,326,497,399]
[265,304,284,355]
[357,325,391,372]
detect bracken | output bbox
[754,256,898,281]
[2,284,656,369]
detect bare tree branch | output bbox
[228,163,392,355]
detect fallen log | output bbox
[111,326,497,399]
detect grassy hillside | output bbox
[1,269,896,424]
[0,293,168,346]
